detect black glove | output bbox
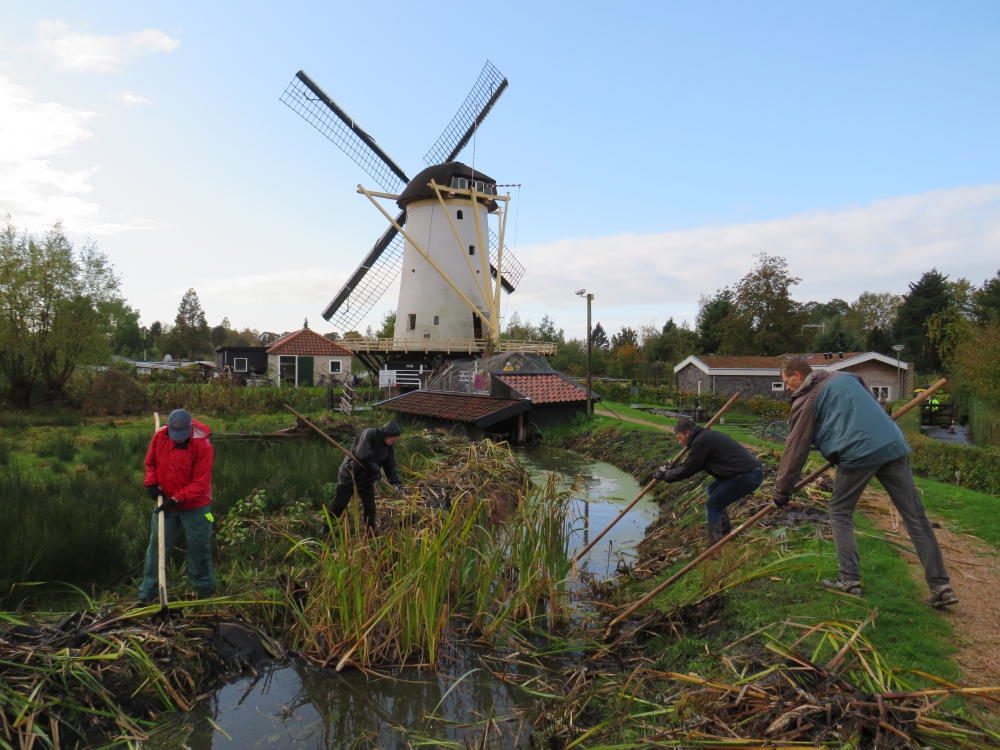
[653,465,670,482]
[772,493,791,508]
[146,485,164,502]
[393,484,404,495]
[154,497,179,515]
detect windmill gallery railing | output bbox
[335,338,557,356]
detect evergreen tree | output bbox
[174,289,211,360]
[696,288,733,354]
[891,269,953,372]
[210,324,227,348]
[537,314,564,343]
[591,322,610,350]
[611,326,638,350]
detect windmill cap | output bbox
[397,162,497,210]
[167,409,192,441]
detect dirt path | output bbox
[863,489,1000,684]
[594,405,672,432]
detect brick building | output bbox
[673,352,913,401]
[266,328,353,387]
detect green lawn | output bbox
[914,477,1000,549]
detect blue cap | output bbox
[167,409,192,441]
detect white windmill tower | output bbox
[281,62,554,386]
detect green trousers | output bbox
[138,503,216,600]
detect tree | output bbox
[210,324,228,348]
[537,314,564,344]
[174,289,211,359]
[718,254,807,356]
[844,291,902,334]
[323,331,341,341]
[812,317,863,353]
[804,299,849,325]
[696,288,733,354]
[375,310,396,339]
[0,220,123,406]
[611,326,638,350]
[972,270,1000,323]
[110,303,144,358]
[951,323,1000,403]
[591,322,610,350]
[892,269,953,372]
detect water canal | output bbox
[147,448,658,749]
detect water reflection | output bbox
[147,448,657,749]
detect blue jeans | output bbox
[706,466,764,524]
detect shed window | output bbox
[456,210,463,220]
[772,382,785,391]
[433,315,439,325]
[408,314,416,331]
[468,245,475,256]
[329,360,342,374]
[234,358,248,373]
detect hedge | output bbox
[898,409,1000,496]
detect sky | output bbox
[2,2,999,340]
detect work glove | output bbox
[653,465,670,482]
[393,484,404,495]
[146,484,164,502]
[154,497,179,516]
[772,493,791,508]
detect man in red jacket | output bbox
[137,409,216,602]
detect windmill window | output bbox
[423,333,431,339]
[408,314,416,331]
[452,177,468,190]
[475,181,485,192]
[456,210,463,220]
[469,245,475,256]
[433,316,439,325]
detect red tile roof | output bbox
[266,329,353,357]
[498,373,589,403]
[378,391,529,426]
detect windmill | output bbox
[280,62,550,384]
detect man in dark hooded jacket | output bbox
[330,421,403,533]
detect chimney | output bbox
[838,351,844,359]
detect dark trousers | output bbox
[706,466,764,524]
[330,481,376,532]
[138,504,216,599]
[828,455,949,588]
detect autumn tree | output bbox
[174,289,211,359]
[718,254,807,356]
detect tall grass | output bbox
[285,450,574,669]
[146,382,329,415]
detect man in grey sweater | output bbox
[773,357,957,608]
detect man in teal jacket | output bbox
[773,357,957,608]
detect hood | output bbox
[191,419,212,440]
[380,420,401,438]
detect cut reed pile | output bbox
[0,603,279,749]
[284,440,575,670]
[528,615,1000,749]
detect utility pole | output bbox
[893,343,905,400]
[577,290,594,418]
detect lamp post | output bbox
[576,289,594,418]
[141,326,147,362]
[892,344,905,400]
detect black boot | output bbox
[706,522,725,547]
[719,515,732,536]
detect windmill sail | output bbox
[281,71,409,193]
[423,61,509,166]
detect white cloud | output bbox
[34,20,179,73]
[0,76,163,233]
[510,184,1000,337]
[112,90,151,106]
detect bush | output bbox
[83,370,152,417]
[37,435,77,462]
[898,410,1000,495]
[146,383,327,416]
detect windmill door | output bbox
[297,357,314,387]
[472,313,483,340]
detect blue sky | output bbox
[2,2,999,339]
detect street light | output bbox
[892,344,905,400]
[576,289,594,418]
